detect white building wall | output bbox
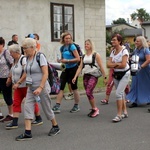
[0,0,105,65]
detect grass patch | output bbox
[64,75,105,93]
[0,76,105,99]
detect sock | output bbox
[25,130,31,135]
[35,115,42,121]
[0,113,3,116]
[56,103,60,106]
[12,117,18,125]
[53,125,59,128]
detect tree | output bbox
[112,18,127,24]
[130,8,150,22]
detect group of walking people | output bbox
[0,31,150,141]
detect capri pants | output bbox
[113,73,130,100]
[106,69,130,95]
[83,74,98,100]
[13,87,39,113]
[24,86,54,120]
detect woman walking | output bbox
[127,36,150,108]
[107,34,130,122]
[52,32,80,113]
[0,37,13,122]
[5,44,42,129]
[15,38,60,141]
[72,39,107,117]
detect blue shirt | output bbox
[60,44,77,68]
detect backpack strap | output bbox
[20,55,26,66]
[82,52,97,68]
[19,55,26,78]
[3,49,11,69]
[36,52,42,67]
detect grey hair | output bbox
[136,36,149,48]
[22,38,36,49]
[8,44,21,54]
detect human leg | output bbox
[101,68,114,104]
[6,87,27,129]
[52,71,67,113]
[39,88,60,136]
[113,74,130,122]
[0,78,13,122]
[83,75,99,117]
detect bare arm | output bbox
[72,59,83,84]
[96,53,107,84]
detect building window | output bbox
[51,3,74,41]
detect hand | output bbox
[103,79,107,86]
[33,87,42,96]
[57,58,61,63]
[6,78,12,87]
[13,83,19,90]
[72,77,76,84]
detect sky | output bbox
[106,0,150,25]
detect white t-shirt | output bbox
[82,54,99,74]
[110,48,130,72]
[11,55,26,88]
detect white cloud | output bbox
[106,0,150,25]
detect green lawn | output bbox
[0,76,105,99]
[64,75,105,93]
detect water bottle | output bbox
[34,95,41,103]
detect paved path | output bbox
[0,91,150,150]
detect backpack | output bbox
[36,52,60,94]
[82,52,97,68]
[60,43,83,59]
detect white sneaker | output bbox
[64,93,74,100]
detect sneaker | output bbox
[31,120,43,126]
[90,108,99,118]
[70,105,80,113]
[1,115,13,122]
[87,109,95,117]
[5,122,18,130]
[16,133,32,141]
[48,126,60,136]
[0,116,4,121]
[52,104,61,113]
[64,93,74,100]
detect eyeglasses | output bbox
[22,46,33,50]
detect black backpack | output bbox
[82,52,97,68]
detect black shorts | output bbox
[60,65,78,90]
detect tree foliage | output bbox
[130,8,150,22]
[112,18,127,24]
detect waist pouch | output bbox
[112,68,130,80]
[112,71,126,80]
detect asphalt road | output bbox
[0,91,150,150]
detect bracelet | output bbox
[39,86,43,89]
